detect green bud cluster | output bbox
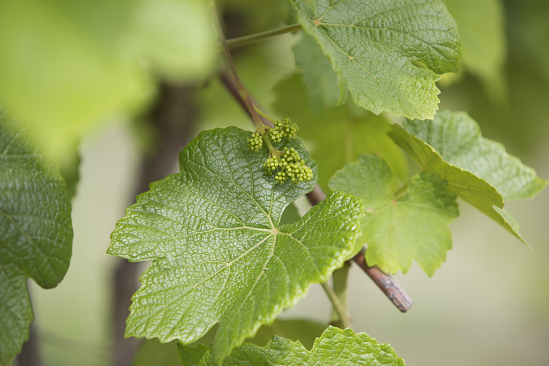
[263,147,313,185]
[267,118,298,143]
[247,132,263,151]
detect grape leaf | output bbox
[289,0,460,119]
[388,110,548,244]
[108,127,363,365]
[0,0,216,156]
[442,0,507,99]
[0,114,73,365]
[272,73,408,192]
[178,326,405,366]
[293,33,343,114]
[329,154,458,276]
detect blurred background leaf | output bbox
[0,0,216,157]
[441,0,507,100]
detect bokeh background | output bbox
[6,0,549,365]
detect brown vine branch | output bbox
[353,248,414,312]
[217,67,414,313]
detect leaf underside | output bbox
[0,113,73,366]
[108,127,363,364]
[178,326,405,366]
[329,154,459,276]
[389,110,547,244]
[289,0,461,119]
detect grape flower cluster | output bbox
[246,117,312,185]
[267,118,298,142]
[264,148,313,184]
[247,132,263,151]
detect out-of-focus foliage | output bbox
[442,0,507,100]
[0,0,216,157]
[439,1,549,156]
[0,113,73,366]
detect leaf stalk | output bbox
[227,24,302,48]
[321,282,351,329]
[330,262,350,328]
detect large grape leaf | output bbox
[0,113,73,365]
[442,0,507,99]
[0,0,216,156]
[289,0,460,119]
[178,326,404,366]
[108,127,363,365]
[389,110,548,244]
[272,73,408,192]
[329,154,458,276]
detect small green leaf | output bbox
[272,73,408,192]
[329,154,458,276]
[389,110,548,244]
[293,33,343,113]
[289,0,460,119]
[178,326,405,366]
[0,113,73,365]
[108,127,363,365]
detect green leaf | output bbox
[293,33,343,113]
[329,154,458,276]
[272,73,408,192]
[0,113,73,365]
[178,326,405,366]
[388,110,548,244]
[0,0,216,157]
[108,127,363,365]
[134,319,327,366]
[289,0,460,119]
[442,0,507,99]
